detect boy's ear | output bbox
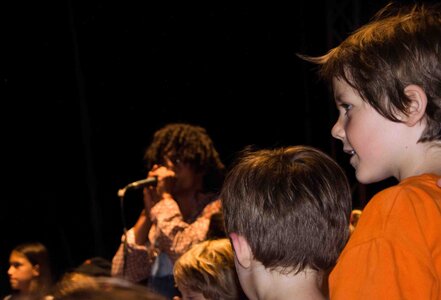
[229,232,253,269]
[403,84,427,126]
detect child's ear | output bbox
[32,264,40,277]
[229,232,252,269]
[403,84,427,126]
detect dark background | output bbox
[0,0,422,294]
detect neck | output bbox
[175,186,211,222]
[19,279,36,295]
[399,142,441,180]
[174,172,206,221]
[244,262,326,300]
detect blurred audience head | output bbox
[173,238,245,300]
[51,276,165,300]
[7,241,53,298]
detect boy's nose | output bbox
[331,118,345,141]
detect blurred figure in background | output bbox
[112,123,226,299]
[4,242,53,300]
[70,257,111,278]
[50,256,112,299]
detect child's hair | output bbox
[51,272,100,298]
[299,2,441,143]
[12,241,53,292]
[221,145,352,274]
[71,257,112,277]
[144,123,226,192]
[173,238,241,300]
[51,276,166,300]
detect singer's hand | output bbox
[135,166,176,245]
[150,164,177,195]
[143,165,176,209]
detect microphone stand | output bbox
[118,187,129,231]
[117,179,156,278]
[117,186,130,278]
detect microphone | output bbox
[125,177,158,190]
[117,177,157,198]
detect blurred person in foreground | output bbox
[173,238,247,300]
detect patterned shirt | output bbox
[111,196,222,283]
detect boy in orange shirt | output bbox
[300,2,441,299]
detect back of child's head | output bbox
[173,238,243,300]
[221,145,352,273]
[300,2,441,143]
[51,272,100,298]
[51,276,165,300]
[71,257,112,277]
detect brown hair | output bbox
[221,145,352,274]
[299,2,441,142]
[12,242,53,296]
[51,276,166,300]
[173,238,243,300]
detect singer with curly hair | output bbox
[111,123,226,299]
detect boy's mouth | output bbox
[344,148,356,156]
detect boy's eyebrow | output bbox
[333,93,343,103]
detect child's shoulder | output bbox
[347,174,441,245]
[365,173,440,218]
[395,173,440,202]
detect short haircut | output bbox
[144,123,225,192]
[173,238,241,300]
[221,145,352,273]
[299,2,441,143]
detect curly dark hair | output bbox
[144,123,225,192]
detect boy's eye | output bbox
[341,103,353,114]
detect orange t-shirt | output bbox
[329,174,441,299]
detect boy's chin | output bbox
[355,169,389,185]
[355,170,375,185]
